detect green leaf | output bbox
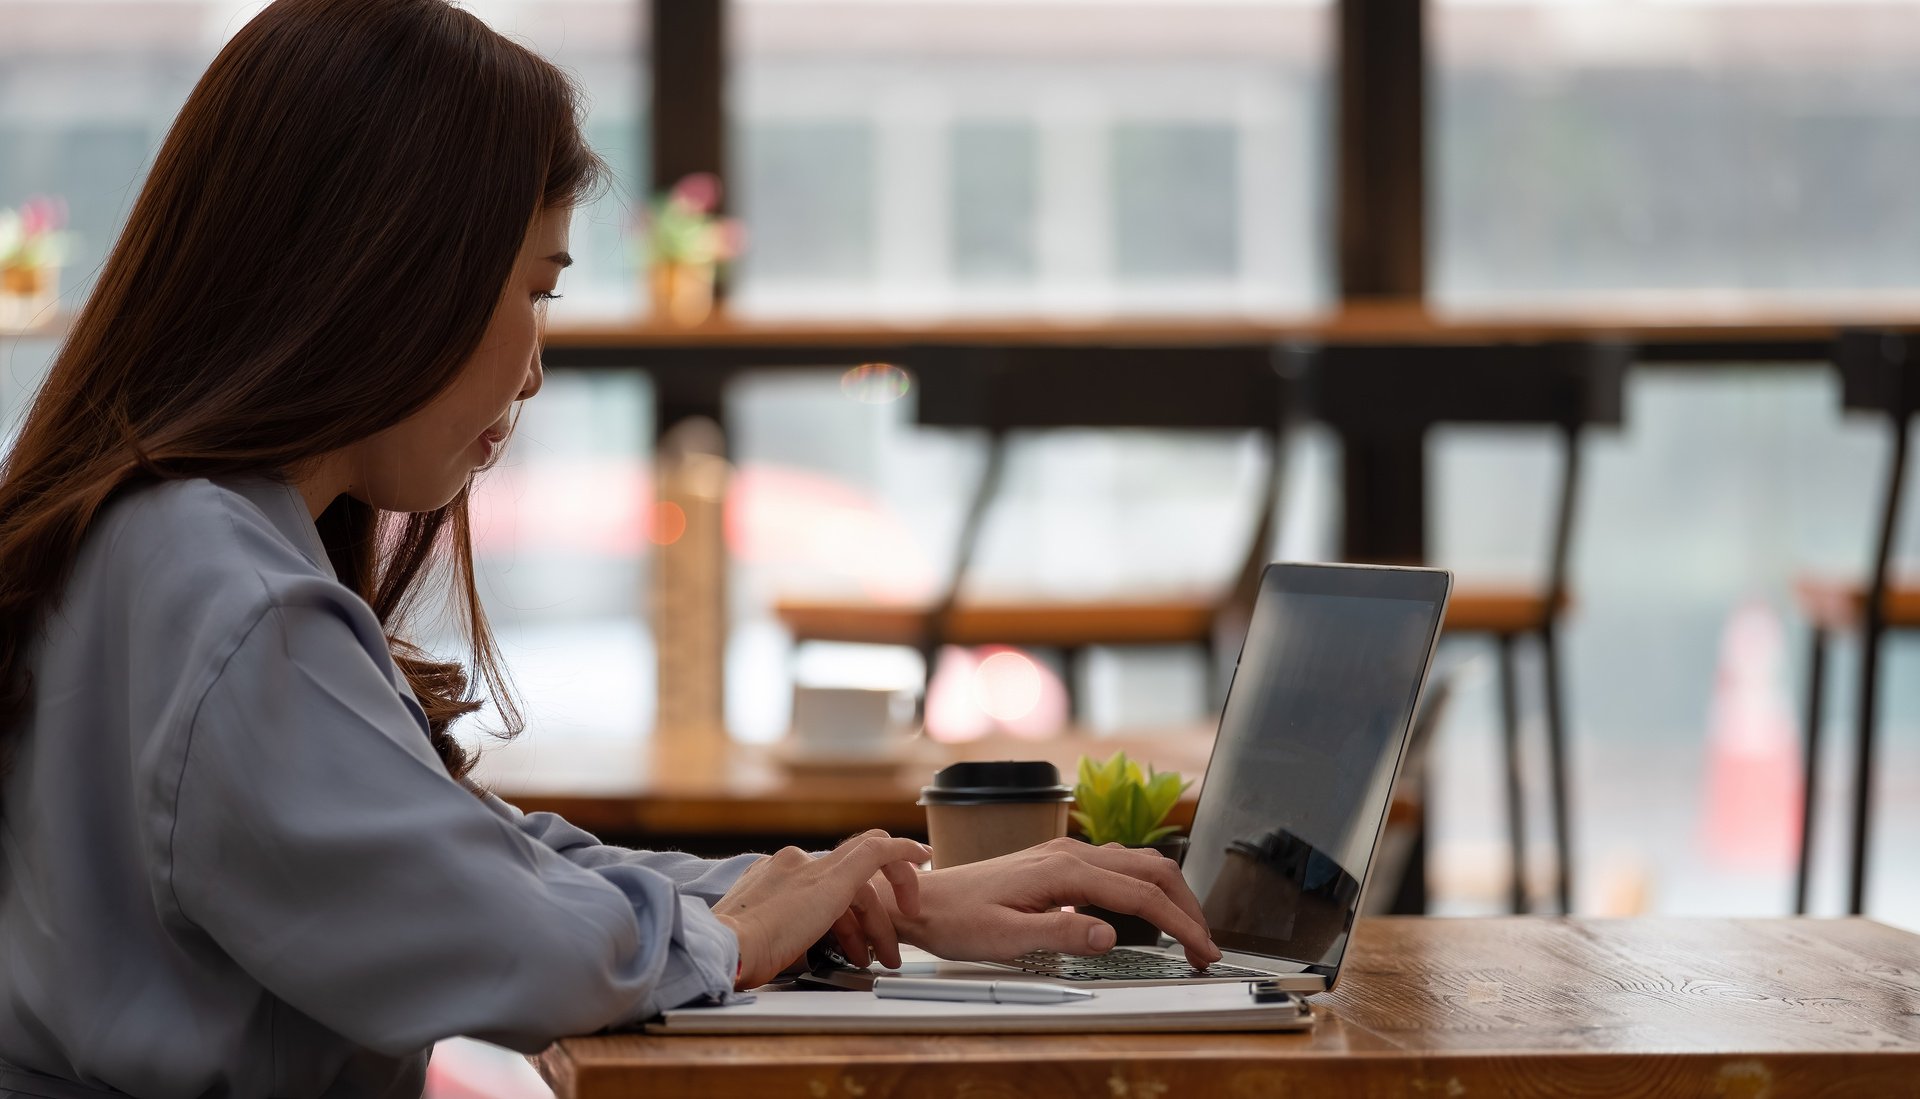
[1070,750,1190,846]
[1141,824,1181,846]
[1113,783,1136,845]
[1141,767,1189,828]
[1087,807,1117,846]
[1077,755,1100,792]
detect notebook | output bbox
[645,982,1314,1035]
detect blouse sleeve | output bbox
[159,599,739,1058]
[470,790,765,905]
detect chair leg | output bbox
[1496,633,1528,914]
[1540,623,1575,916]
[1848,622,1887,915]
[915,640,942,728]
[1795,628,1828,915]
[1063,647,1087,728]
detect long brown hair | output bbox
[0,0,606,794]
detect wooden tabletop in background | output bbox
[541,298,1920,351]
[475,729,1220,841]
[18,299,1920,350]
[535,916,1920,1099]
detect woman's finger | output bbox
[828,831,932,887]
[986,907,1119,959]
[829,909,870,968]
[1076,841,1208,931]
[850,880,904,970]
[1058,863,1219,966]
[876,858,922,918]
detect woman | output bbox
[0,1,1218,1095]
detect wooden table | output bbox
[476,730,1221,850]
[543,298,1920,361]
[534,916,1920,1098]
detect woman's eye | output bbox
[534,290,563,304]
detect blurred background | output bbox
[4,0,1919,1091]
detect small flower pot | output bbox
[649,260,715,327]
[0,264,46,297]
[1079,834,1189,946]
[0,264,56,331]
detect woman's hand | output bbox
[711,830,930,989]
[884,838,1222,968]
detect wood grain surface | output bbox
[533,917,1920,1098]
[27,299,1920,352]
[773,598,1222,648]
[540,298,1920,351]
[474,730,1220,840]
[1794,576,1920,630]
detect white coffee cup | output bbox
[790,685,917,758]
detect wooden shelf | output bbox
[22,300,1920,350]
[775,598,1221,648]
[544,298,1920,354]
[478,726,1421,846]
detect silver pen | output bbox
[872,977,1096,1004]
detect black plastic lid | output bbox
[917,760,1073,806]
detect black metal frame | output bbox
[1310,340,1628,915]
[902,344,1306,723]
[1796,331,1915,916]
[1337,0,1425,299]
[648,0,725,197]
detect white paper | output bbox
[652,981,1313,1035]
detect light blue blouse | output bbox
[0,477,754,1098]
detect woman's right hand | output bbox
[711,830,930,989]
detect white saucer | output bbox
[771,737,930,777]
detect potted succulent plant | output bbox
[1070,750,1193,945]
[639,172,744,327]
[0,196,71,330]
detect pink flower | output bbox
[710,218,747,260]
[669,172,722,214]
[18,196,66,237]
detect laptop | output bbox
[835,562,1452,997]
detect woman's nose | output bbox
[518,353,544,402]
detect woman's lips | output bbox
[477,428,506,462]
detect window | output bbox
[952,122,1037,283]
[729,0,1333,316]
[1433,0,1920,305]
[474,0,648,315]
[0,0,657,740]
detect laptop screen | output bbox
[1181,564,1449,971]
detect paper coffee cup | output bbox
[918,761,1073,869]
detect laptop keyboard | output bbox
[1009,948,1274,982]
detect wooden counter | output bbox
[475,729,1220,844]
[534,916,1920,1098]
[543,298,1920,363]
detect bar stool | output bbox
[774,343,1304,725]
[1793,330,1918,916]
[1311,340,1629,915]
